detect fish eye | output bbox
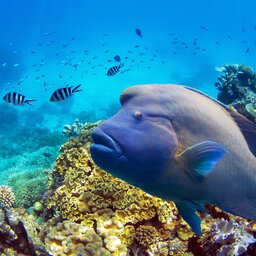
[134,111,143,120]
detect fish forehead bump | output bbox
[120,84,184,104]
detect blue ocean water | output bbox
[0,0,256,187]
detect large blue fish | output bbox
[90,84,256,235]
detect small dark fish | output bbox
[62,44,68,48]
[73,64,78,69]
[31,50,36,54]
[3,92,36,106]
[128,50,134,54]
[71,37,75,40]
[43,152,51,157]
[50,84,82,102]
[135,28,143,37]
[134,45,139,48]
[242,27,246,32]
[107,59,113,62]
[107,63,124,76]
[246,48,250,53]
[200,25,208,31]
[227,35,232,39]
[172,51,177,55]
[114,55,121,62]
[242,40,247,44]
[215,41,220,46]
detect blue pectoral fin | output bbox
[175,200,205,235]
[180,141,228,180]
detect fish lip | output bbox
[91,127,122,156]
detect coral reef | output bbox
[197,218,256,255]
[43,121,256,255]
[0,196,49,255]
[2,117,256,255]
[0,185,15,208]
[7,169,48,208]
[214,64,256,121]
[45,220,114,255]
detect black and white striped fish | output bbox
[3,92,36,106]
[50,84,82,102]
[107,63,124,76]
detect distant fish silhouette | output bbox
[200,25,208,31]
[107,63,124,76]
[3,92,36,106]
[50,84,82,102]
[246,48,250,53]
[215,41,220,46]
[114,55,121,62]
[135,28,143,37]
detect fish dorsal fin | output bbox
[184,86,256,157]
[227,109,256,157]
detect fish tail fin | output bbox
[72,84,82,93]
[119,63,124,69]
[25,99,36,106]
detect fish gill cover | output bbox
[0,0,256,255]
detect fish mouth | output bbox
[90,127,122,157]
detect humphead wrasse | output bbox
[90,84,256,235]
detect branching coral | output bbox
[7,169,47,208]
[214,63,256,122]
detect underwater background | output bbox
[1,0,256,255]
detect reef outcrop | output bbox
[215,64,256,122]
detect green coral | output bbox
[7,169,47,208]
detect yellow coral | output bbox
[45,220,113,256]
[135,225,159,247]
